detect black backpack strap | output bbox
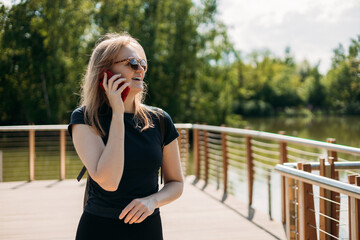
[77,165,89,209]
[77,165,87,182]
[159,110,165,184]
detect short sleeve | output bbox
[68,107,86,138]
[162,110,179,146]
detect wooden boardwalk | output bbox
[0,176,286,240]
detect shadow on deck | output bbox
[0,176,286,240]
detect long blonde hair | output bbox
[80,32,158,136]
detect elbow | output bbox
[101,183,118,192]
[91,172,121,192]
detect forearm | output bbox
[94,113,125,191]
[147,181,184,208]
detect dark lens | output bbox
[129,58,139,70]
[140,60,147,71]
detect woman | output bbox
[68,32,184,240]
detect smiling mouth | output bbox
[132,77,142,81]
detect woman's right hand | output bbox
[102,72,130,114]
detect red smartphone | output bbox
[99,70,130,101]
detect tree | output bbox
[323,35,360,114]
[0,0,92,124]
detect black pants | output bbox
[76,211,163,240]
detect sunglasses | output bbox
[116,57,147,72]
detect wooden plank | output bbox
[0,178,286,240]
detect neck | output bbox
[123,97,136,113]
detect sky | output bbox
[216,0,360,74]
[2,0,359,73]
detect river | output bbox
[243,115,360,148]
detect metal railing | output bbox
[275,162,360,240]
[0,124,191,181]
[1,123,360,239]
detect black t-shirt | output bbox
[68,104,179,219]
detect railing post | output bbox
[29,129,35,181]
[355,176,360,240]
[60,129,66,180]
[0,150,2,182]
[221,124,228,196]
[268,169,272,220]
[204,128,209,184]
[285,176,297,240]
[177,129,184,174]
[245,135,254,206]
[185,129,189,176]
[178,129,182,156]
[326,138,338,162]
[279,131,288,224]
[193,126,200,180]
[348,175,360,240]
[328,157,340,238]
[297,163,317,240]
[319,157,330,239]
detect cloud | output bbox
[217,0,360,73]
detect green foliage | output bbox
[323,35,360,114]
[0,1,359,127]
[0,0,92,124]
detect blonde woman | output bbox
[68,33,184,240]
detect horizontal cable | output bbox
[308,224,340,240]
[287,154,311,162]
[207,132,221,139]
[228,159,247,169]
[208,148,222,156]
[252,146,280,156]
[286,146,322,157]
[227,152,246,162]
[309,192,341,205]
[252,153,278,164]
[308,208,340,223]
[227,147,246,156]
[226,135,245,143]
[253,161,273,172]
[207,137,222,145]
[345,169,360,175]
[226,141,246,149]
[207,142,222,151]
[251,139,278,148]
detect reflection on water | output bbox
[243,116,360,148]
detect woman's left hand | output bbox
[119,197,158,224]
